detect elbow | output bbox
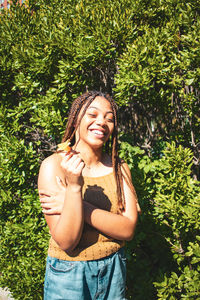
[124,218,137,241]
[51,231,79,252]
[125,232,135,241]
[55,239,78,252]
[124,229,135,241]
[50,223,83,252]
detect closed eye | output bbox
[88,113,97,118]
[106,117,114,123]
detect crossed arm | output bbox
[38,154,138,251]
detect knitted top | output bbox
[48,172,125,261]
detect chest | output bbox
[82,174,119,213]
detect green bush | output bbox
[0,0,199,299]
[115,0,200,168]
[119,141,200,299]
[0,130,49,299]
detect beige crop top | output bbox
[48,172,125,261]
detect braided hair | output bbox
[62,91,125,212]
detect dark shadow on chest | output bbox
[83,184,112,211]
[66,185,113,257]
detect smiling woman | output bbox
[38,91,138,300]
[74,96,115,152]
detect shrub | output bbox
[120,141,200,299]
[0,1,199,299]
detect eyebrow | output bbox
[87,106,114,114]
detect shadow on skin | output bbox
[66,184,112,257]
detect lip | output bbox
[89,128,106,138]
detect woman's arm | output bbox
[40,162,138,241]
[38,152,85,251]
[83,163,138,241]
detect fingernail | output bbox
[56,176,61,182]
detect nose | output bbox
[96,114,106,126]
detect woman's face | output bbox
[75,96,115,149]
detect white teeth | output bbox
[92,130,104,136]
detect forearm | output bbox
[84,202,137,241]
[50,185,83,251]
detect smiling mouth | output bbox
[90,129,106,138]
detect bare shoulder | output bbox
[38,153,64,190]
[39,153,61,176]
[120,159,141,214]
[120,160,132,179]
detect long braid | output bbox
[108,98,126,212]
[61,91,127,212]
[62,91,100,144]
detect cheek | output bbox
[109,124,114,134]
[80,115,92,127]
[105,125,114,141]
[79,118,88,131]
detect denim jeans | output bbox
[44,248,126,300]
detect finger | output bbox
[61,153,77,169]
[75,161,85,173]
[39,195,51,200]
[63,154,82,171]
[62,151,74,162]
[42,208,61,215]
[68,153,80,163]
[38,190,50,197]
[41,202,54,208]
[42,208,53,214]
[71,156,84,170]
[60,149,74,156]
[56,176,66,189]
[70,149,79,155]
[39,189,54,197]
[40,196,52,202]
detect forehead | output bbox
[87,96,113,112]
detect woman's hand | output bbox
[38,153,85,251]
[39,151,85,215]
[60,152,85,189]
[39,176,65,215]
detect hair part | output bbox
[62,90,125,212]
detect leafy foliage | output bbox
[119,141,200,299]
[0,129,49,299]
[115,0,200,174]
[0,0,199,299]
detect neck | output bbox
[74,142,103,168]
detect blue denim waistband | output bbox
[44,248,127,300]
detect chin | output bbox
[87,139,105,149]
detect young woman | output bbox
[38,91,139,300]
